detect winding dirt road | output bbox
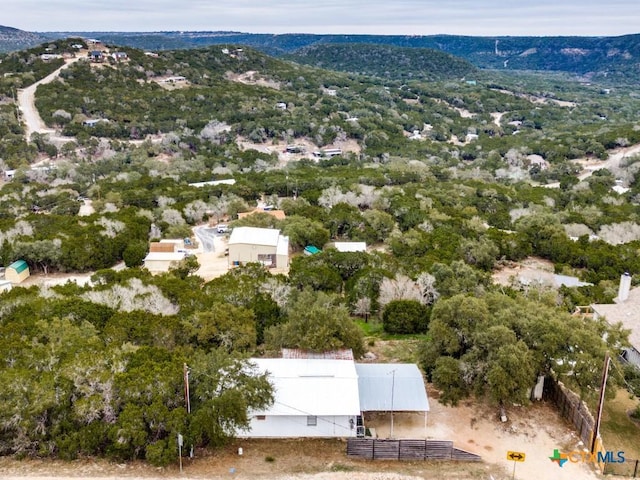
[17,56,82,143]
[542,143,640,188]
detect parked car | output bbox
[216,224,228,234]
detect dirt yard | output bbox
[225,70,283,90]
[235,135,361,168]
[422,386,600,480]
[193,231,230,281]
[492,256,556,287]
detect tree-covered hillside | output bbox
[6,27,640,83]
[0,25,50,53]
[284,43,477,81]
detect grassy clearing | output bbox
[356,318,429,363]
[364,337,426,363]
[357,319,429,340]
[601,388,640,460]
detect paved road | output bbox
[193,226,218,253]
[17,56,82,142]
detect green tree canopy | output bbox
[265,290,365,358]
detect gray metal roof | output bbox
[355,363,429,412]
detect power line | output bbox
[608,353,639,394]
[270,399,356,433]
[188,363,357,434]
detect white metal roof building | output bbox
[240,358,429,438]
[188,178,236,188]
[230,226,281,246]
[143,251,186,273]
[242,358,360,438]
[228,227,289,269]
[334,242,367,253]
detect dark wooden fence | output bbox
[543,377,616,474]
[543,378,595,447]
[347,439,481,461]
[604,458,640,477]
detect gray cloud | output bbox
[6,0,640,36]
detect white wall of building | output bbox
[229,243,277,266]
[240,415,358,438]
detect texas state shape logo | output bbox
[549,449,568,467]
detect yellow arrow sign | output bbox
[507,451,526,462]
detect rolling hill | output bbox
[0,25,50,53]
[3,26,640,82]
[283,43,477,81]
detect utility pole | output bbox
[177,433,183,472]
[591,352,610,454]
[390,368,396,439]
[183,363,191,413]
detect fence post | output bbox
[372,439,375,460]
[634,459,638,478]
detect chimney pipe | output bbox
[617,272,631,303]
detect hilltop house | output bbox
[89,50,104,62]
[112,52,128,61]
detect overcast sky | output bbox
[6,0,640,37]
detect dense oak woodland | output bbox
[0,38,639,464]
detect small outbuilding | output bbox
[5,260,30,283]
[228,227,289,269]
[334,242,367,253]
[304,245,321,256]
[143,251,186,273]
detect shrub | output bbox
[382,299,430,334]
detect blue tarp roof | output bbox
[304,245,321,254]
